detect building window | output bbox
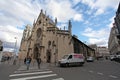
[48,41,51,48]
[52,41,55,47]
[36,28,42,38]
[68,55,72,59]
[39,20,41,24]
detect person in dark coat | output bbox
[25,56,32,70]
[36,57,41,69]
[24,57,27,64]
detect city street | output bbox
[0,62,19,80]
[0,1,120,80]
[0,59,119,80]
[51,60,120,80]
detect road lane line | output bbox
[10,71,53,77]
[52,78,64,80]
[14,69,50,73]
[10,74,57,80]
[89,70,94,73]
[109,75,118,78]
[97,72,103,75]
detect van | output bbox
[58,53,85,67]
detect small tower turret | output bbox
[64,26,65,30]
[40,9,43,14]
[55,17,57,26]
[68,20,72,35]
[33,19,36,26]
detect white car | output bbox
[87,56,94,62]
[109,55,116,61]
[58,53,85,67]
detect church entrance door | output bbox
[46,50,51,63]
[34,46,39,59]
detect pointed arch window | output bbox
[39,20,41,24]
[48,41,51,48]
[36,28,42,38]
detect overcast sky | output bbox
[0,0,119,52]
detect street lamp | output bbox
[13,37,17,65]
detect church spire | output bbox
[55,17,57,26]
[40,9,43,14]
[33,19,36,29]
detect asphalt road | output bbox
[1,60,120,80]
[0,62,19,80]
[50,60,120,80]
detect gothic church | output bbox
[19,10,95,63]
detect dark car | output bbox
[114,54,120,62]
[86,56,94,62]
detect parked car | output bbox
[109,55,116,61]
[114,54,120,62]
[86,56,94,62]
[1,56,8,62]
[58,53,85,67]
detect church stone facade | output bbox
[19,10,95,63]
[19,10,73,63]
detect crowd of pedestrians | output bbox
[24,56,41,70]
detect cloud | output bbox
[0,0,41,52]
[0,0,84,52]
[0,0,83,26]
[94,9,104,16]
[0,0,41,26]
[82,27,110,46]
[92,0,119,10]
[0,0,118,51]
[73,13,83,21]
[72,0,81,5]
[89,38,108,46]
[81,0,119,16]
[57,23,68,30]
[0,25,23,50]
[44,0,83,22]
[83,27,109,38]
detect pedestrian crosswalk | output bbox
[9,66,64,80]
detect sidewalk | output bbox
[17,61,57,71]
[0,58,58,70]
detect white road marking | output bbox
[10,71,52,77]
[17,67,26,71]
[109,75,118,78]
[10,74,57,80]
[14,69,50,73]
[89,70,94,73]
[52,78,64,80]
[97,72,103,75]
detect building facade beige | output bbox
[19,10,73,63]
[108,23,120,55]
[88,44,97,57]
[97,46,109,57]
[19,10,95,63]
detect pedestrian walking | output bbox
[36,57,41,69]
[24,57,27,64]
[24,56,32,70]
